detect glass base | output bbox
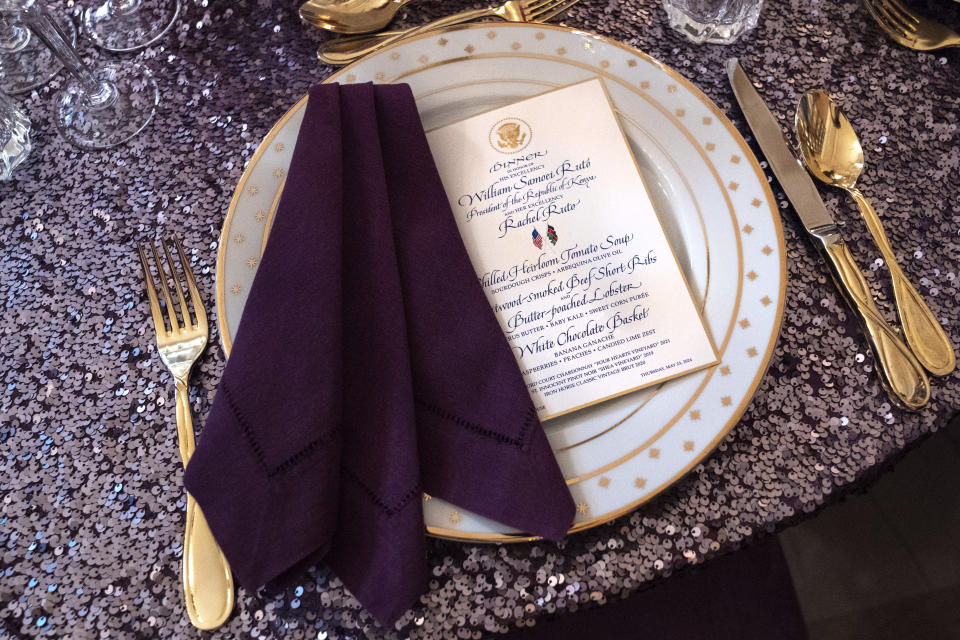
[55,62,158,149]
[0,12,78,95]
[82,0,179,52]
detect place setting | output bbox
[190,0,951,630]
[1,0,958,637]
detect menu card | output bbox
[425,78,718,420]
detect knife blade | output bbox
[726,58,929,410]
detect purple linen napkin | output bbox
[184,82,575,626]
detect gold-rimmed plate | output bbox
[216,23,786,542]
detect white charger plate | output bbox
[216,23,786,542]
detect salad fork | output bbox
[317,0,580,65]
[863,0,960,50]
[138,238,234,630]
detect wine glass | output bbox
[2,0,158,149]
[82,0,179,52]
[0,8,76,94]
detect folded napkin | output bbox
[185,83,575,626]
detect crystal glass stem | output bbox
[20,3,113,105]
[0,86,31,179]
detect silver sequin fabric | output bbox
[1,0,958,637]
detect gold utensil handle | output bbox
[318,7,492,65]
[849,188,956,376]
[816,230,930,410]
[183,494,234,630]
[175,379,235,630]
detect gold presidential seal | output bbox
[488,118,532,154]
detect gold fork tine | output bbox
[533,0,579,22]
[138,244,168,335]
[880,0,919,26]
[521,0,563,16]
[864,0,910,42]
[876,0,915,34]
[162,239,194,329]
[174,237,208,329]
[520,0,555,12]
[151,244,181,333]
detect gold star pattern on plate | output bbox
[742,224,754,234]
[230,284,241,295]
[739,318,751,329]
[746,270,758,281]
[731,155,741,164]
[274,168,285,179]
[751,198,762,207]
[640,80,650,89]
[449,511,461,524]
[761,295,772,307]
[418,54,429,64]
[684,441,694,451]
[667,84,677,93]
[247,257,258,268]
[702,116,712,125]
[720,365,731,376]
[464,44,475,53]
[598,476,610,488]
[556,46,567,55]
[705,142,715,151]
[233,233,244,244]
[345,74,356,83]
[634,478,646,489]
[690,410,700,420]
[747,346,758,357]
[247,185,259,196]
[511,42,521,50]
[438,37,447,46]
[274,142,284,152]
[375,72,385,81]
[728,181,739,191]
[536,32,545,40]
[487,30,497,39]
[390,52,400,60]
[676,108,685,117]
[583,41,592,49]
[649,448,660,459]
[721,396,732,406]
[255,210,265,222]
[576,502,589,514]
[600,60,610,68]
[762,245,773,256]
[627,59,637,66]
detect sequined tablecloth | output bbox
[2,0,959,637]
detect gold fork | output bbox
[863,0,960,50]
[138,238,234,630]
[317,0,580,65]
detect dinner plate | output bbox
[216,23,786,542]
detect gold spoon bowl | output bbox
[300,0,415,34]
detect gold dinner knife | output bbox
[726,59,930,411]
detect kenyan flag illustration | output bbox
[546,225,558,245]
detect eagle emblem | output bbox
[488,118,532,153]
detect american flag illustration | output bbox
[532,228,543,250]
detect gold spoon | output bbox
[300,0,415,35]
[796,90,956,377]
